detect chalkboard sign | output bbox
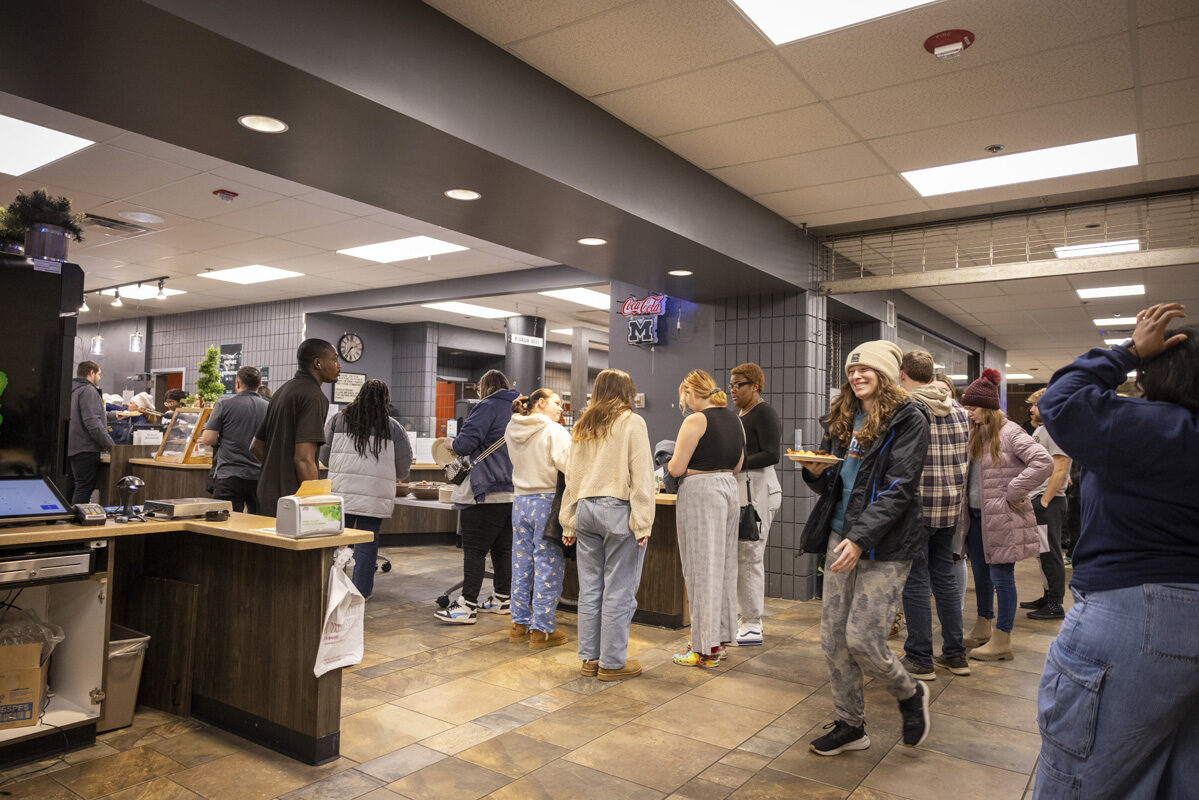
[219,343,242,395]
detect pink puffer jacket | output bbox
[963,420,1053,564]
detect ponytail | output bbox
[512,387,555,416]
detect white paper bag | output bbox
[1036,523,1050,554]
[313,547,364,677]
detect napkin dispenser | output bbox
[275,480,344,538]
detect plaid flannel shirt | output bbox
[920,400,970,528]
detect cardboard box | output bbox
[0,643,46,730]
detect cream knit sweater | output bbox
[560,410,657,539]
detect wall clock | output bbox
[338,333,364,363]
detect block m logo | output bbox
[627,317,659,345]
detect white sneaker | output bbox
[434,596,478,624]
[736,624,763,646]
[478,593,510,615]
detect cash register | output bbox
[0,475,104,526]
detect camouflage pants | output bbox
[822,533,917,727]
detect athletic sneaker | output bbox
[478,593,510,615]
[1019,595,1048,610]
[434,596,477,625]
[898,682,931,747]
[672,651,720,669]
[900,656,936,681]
[809,721,870,756]
[933,653,972,676]
[1027,603,1065,620]
[736,624,763,646]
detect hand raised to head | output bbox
[1131,303,1187,360]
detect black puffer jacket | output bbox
[801,398,930,561]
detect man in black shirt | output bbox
[251,339,341,515]
[201,366,269,513]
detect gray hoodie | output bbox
[68,377,115,455]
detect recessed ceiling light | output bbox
[237,114,288,133]
[117,211,165,225]
[338,236,467,263]
[577,237,607,246]
[199,265,303,284]
[1007,373,1035,380]
[539,288,611,309]
[1104,338,1128,346]
[668,270,693,277]
[1093,317,1138,327]
[421,301,517,319]
[901,134,1138,197]
[1076,283,1145,299]
[731,0,938,45]
[101,285,185,300]
[1004,363,1011,367]
[0,113,94,175]
[947,374,968,381]
[1056,240,1141,259]
[444,189,481,201]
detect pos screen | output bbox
[0,476,73,524]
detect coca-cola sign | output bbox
[620,294,667,317]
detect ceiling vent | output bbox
[81,213,150,239]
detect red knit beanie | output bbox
[962,369,1002,409]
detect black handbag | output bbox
[738,479,761,541]
[799,483,838,555]
[444,436,505,485]
[542,471,576,559]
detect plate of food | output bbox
[785,449,843,465]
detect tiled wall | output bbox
[392,323,438,437]
[148,300,304,394]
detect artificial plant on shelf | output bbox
[195,346,225,404]
[3,189,85,242]
[0,210,25,248]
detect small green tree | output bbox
[196,346,224,402]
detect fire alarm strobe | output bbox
[924,29,974,60]
[212,189,239,202]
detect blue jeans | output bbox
[574,497,647,670]
[902,525,965,663]
[1034,583,1199,799]
[511,494,565,632]
[966,509,1016,632]
[346,514,384,598]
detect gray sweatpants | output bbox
[677,473,739,655]
[822,532,917,727]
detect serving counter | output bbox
[0,514,370,766]
[127,457,211,499]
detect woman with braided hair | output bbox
[320,379,413,598]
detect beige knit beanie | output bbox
[844,340,903,385]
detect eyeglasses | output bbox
[729,381,751,390]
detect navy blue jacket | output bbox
[453,389,519,502]
[1040,345,1199,592]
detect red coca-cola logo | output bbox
[620,294,667,317]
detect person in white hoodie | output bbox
[505,388,573,648]
[319,380,413,599]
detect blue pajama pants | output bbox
[511,493,566,632]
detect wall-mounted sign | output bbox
[508,332,544,348]
[333,372,366,403]
[620,293,668,345]
[219,343,242,395]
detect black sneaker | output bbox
[809,720,870,756]
[900,656,936,681]
[1019,595,1048,610]
[933,653,972,675]
[898,682,930,747]
[1027,603,1065,620]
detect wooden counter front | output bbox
[128,457,211,500]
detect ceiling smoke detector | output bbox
[984,144,1005,154]
[924,29,974,60]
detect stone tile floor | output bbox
[2,545,1066,799]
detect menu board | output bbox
[155,407,212,464]
[333,372,366,403]
[219,343,243,395]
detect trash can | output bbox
[97,624,150,732]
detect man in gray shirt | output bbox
[1021,388,1072,620]
[66,360,115,503]
[201,366,269,513]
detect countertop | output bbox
[129,458,212,470]
[0,512,373,550]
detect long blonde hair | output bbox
[572,369,636,442]
[825,371,907,449]
[678,369,727,410]
[968,408,1006,463]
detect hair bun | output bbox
[981,368,1001,385]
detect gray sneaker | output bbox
[933,653,972,675]
[900,656,936,681]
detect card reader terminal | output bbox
[73,503,108,526]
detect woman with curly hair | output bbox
[797,341,932,756]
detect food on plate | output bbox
[786,448,832,457]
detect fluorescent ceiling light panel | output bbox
[538,288,610,309]
[731,0,939,45]
[1093,317,1137,327]
[338,236,467,263]
[947,374,968,381]
[550,328,574,335]
[1076,283,1144,299]
[199,265,303,284]
[100,285,185,300]
[901,134,1138,197]
[0,114,94,175]
[1006,373,1035,380]
[1056,240,1141,259]
[1104,338,1129,346]
[421,301,516,319]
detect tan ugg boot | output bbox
[969,628,1013,661]
[529,628,568,650]
[962,617,993,648]
[508,623,529,643]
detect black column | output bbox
[504,315,546,393]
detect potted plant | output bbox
[3,188,85,261]
[0,210,24,256]
[196,346,225,404]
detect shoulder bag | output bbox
[444,436,506,485]
[738,479,761,541]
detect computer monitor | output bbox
[0,476,74,525]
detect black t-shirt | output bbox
[739,401,781,470]
[254,371,329,514]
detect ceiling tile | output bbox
[920,166,1143,211]
[208,163,312,196]
[24,144,198,200]
[508,0,767,97]
[138,221,261,251]
[278,217,410,250]
[0,90,125,144]
[1135,0,1199,26]
[778,0,1127,101]
[592,52,815,137]
[151,252,242,277]
[1140,76,1199,129]
[0,180,112,216]
[830,35,1133,139]
[422,0,634,45]
[712,143,890,196]
[293,189,388,217]
[273,252,369,276]
[998,277,1073,295]
[1144,155,1199,180]
[660,103,856,169]
[125,174,284,219]
[1136,14,1199,85]
[85,200,193,230]
[208,197,352,236]
[364,211,444,234]
[759,175,919,217]
[81,236,186,263]
[204,237,322,264]
[106,131,226,172]
[1141,121,1199,163]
